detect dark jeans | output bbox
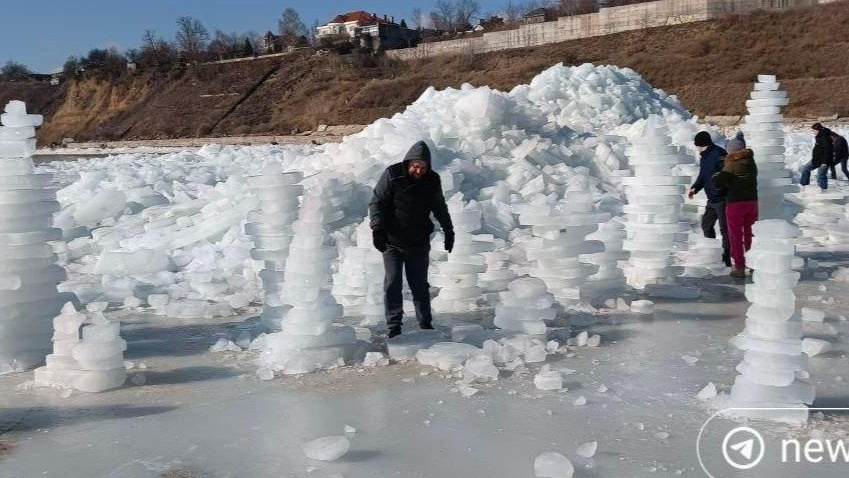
[383,245,432,331]
[702,200,730,265]
[829,159,849,180]
[801,161,829,189]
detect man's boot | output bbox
[722,251,731,268]
[388,327,402,339]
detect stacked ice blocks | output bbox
[740,75,797,219]
[493,277,555,336]
[431,197,493,312]
[34,302,127,392]
[728,220,814,423]
[518,190,608,306]
[621,116,691,290]
[245,164,303,330]
[332,221,385,327]
[258,179,357,375]
[0,101,67,374]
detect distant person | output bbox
[800,123,834,190]
[713,148,758,279]
[726,131,745,152]
[369,141,454,338]
[828,130,848,181]
[688,131,730,267]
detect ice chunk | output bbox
[573,396,587,406]
[697,382,717,400]
[801,308,825,323]
[630,300,655,314]
[343,425,357,434]
[463,353,499,382]
[73,189,127,226]
[302,436,350,461]
[534,365,563,390]
[801,338,831,357]
[363,351,389,367]
[575,441,597,458]
[534,452,574,478]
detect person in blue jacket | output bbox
[688,131,730,267]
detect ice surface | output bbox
[534,452,574,478]
[301,436,350,461]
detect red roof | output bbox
[327,10,390,25]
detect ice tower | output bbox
[740,75,797,220]
[0,101,67,374]
[621,116,691,290]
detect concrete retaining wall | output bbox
[387,0,844,61]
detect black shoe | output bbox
[388,328,402,339]
[420,323,434,330]
[722,253,731,268]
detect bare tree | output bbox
[278,7,307,48]
[557,0,598,15]
[411,7,424,30]
[433,0,457,31]
[455,0,481,30]
[503,1,522,24]
[175,16,209,62]
[0,61,31,82]
[208,30,240,60]
[140,30,176,69]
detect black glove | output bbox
[444,231,454,254]
[373,229,388,253]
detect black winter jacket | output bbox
[369,142,453,247]
[813,128,836,167]
[833,132,848,163]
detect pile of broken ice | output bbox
[621,116,691,289]
[34,302,127,392]
[727,220,814,423]
[0,101,67,374]
[740,75,797,220]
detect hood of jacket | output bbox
[403,141,432,169]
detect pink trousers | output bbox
[725,200,759,270]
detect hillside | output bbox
[4,2,849,145]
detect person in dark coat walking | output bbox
[688,131,730,266]
[369,141,454,338]
[800,123,835,190]
[713,148,758,278]
[828,130,848,181]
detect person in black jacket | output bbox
[369,141,454,338]
[828,130,848,181]
[688,131,730,266]
[800,123,835,190]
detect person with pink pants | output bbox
[712,147,758,278]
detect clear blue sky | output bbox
[1,1,507,73]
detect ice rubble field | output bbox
[38,64,695,318]
[35,64,846,321]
